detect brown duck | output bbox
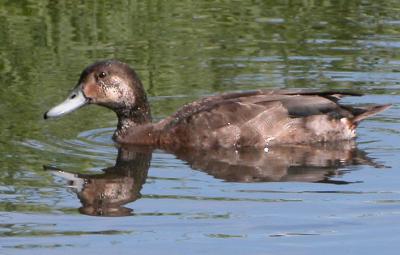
[44,60,391,149]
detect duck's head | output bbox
[44,60,151,124]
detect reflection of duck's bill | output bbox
[44,85,88,119]
[43,165,84,192]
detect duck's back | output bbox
[156,89,390,149]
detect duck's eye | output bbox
[99,72,107,78]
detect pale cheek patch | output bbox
[104,86,122,101]
[103,76,135,104]
[83,83,101,99]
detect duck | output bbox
[44,59,391,150]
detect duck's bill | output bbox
[44,87,88,119]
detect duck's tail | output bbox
[352,104,392,124]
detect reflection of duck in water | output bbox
[171,141,382,184]
[45,147,151,217]
[44,60,390,149]
[46,142,383,216]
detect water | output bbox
[1,1,400,254]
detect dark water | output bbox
[1,1,400,254]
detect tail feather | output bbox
[352,104,392,124]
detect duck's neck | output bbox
[114,102,152,139]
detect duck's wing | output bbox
[159,89,361,130]
[156,89,391,148]
[155,89,391,148]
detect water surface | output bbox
[0,1,400,254]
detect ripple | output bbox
[1,228,131,238]
[20,127,116,162]
[322,71,400,82]
[374,200,400,204]
[235,189,396,195]
[143,194,302,203]
[269,232,321,237]
[358,40,400,49]
[77,127,115,145]
[207,233,245,238]
[3,244,76,249]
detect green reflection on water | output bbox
[1,227,132,238]
[1,0,399,139]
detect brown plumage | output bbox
[44,60,391,150]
